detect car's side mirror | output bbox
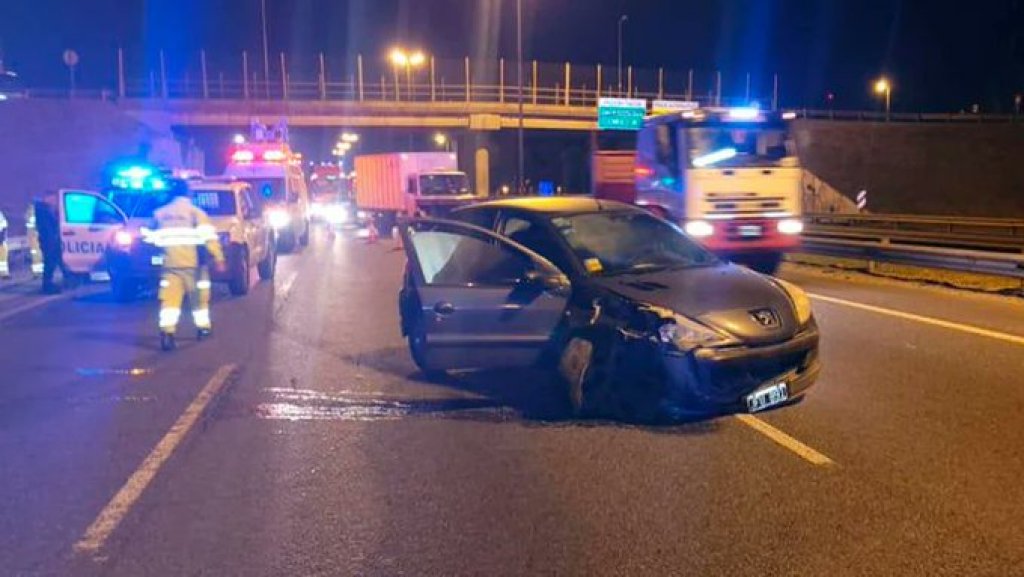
[521,268,570,295]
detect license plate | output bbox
[738,225,763,237]
[746,382,789,412]
[151,255,164,266]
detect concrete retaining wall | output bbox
[793,119,1024,217]
[0,99,182,234]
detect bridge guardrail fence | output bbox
[801,213,1024,279]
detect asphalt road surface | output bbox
[2,228,1024,576]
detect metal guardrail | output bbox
[802,213,1024,279]
[795,109,1023,124]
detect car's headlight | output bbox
[774,278,813,326]
[684,220,714,238]
[267,209,291,229]
[658,314,737,350]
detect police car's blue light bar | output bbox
[692,147,738,168]
[111,164,166,191]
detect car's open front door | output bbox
[399,218,571,372]
[58,189,127,277]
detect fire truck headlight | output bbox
[777,218,804,235]
[114,230,134,248]
[267,209,292,230]
[684,220,714,238]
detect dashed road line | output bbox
[73,364,237,557]
[809,292,1024,347]
[735,414,836,467]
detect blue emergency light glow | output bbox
[261,184,274,198]
[111,164,164,190]
[727,107,761,120]
[692,147,738,168]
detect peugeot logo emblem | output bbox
[751,308,781,329]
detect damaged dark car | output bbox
[397,198,820,421]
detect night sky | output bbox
[1,0,1022,112]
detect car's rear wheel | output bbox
[228,247,250,296]
[257,244,276,281]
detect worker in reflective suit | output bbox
[25,204,43,278]
[0,209,9,280]
[147,184,225,351]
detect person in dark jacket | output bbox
[34,193,64,294]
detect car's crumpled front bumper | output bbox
[658,323,821,413]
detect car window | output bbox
[409,229,531,286]
[64,192,123,225]
[500,214,570,272]
[191,189,237,216]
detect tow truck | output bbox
[593,106,804,273]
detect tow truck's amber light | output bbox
[231,150,255,163]
[115,231,133,247]
[262,150,287,162]
[777,218,804,235]
[634,166,655,178]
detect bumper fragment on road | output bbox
[735,413,835,467]
[73,364,238,557]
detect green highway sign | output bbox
[597,97,647,130]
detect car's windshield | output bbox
[190,189,237,216]
[420,174,470,195]
[687,125,794,167]
[106,190,172,218]
[550,211,719,275]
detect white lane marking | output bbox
[735,414,835,467]
[0,294,67,324]
[73,364,237,556]
[808,292,1024,347]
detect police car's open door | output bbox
[58,189,127,277]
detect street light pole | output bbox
[261,0,270,98]
[517,0,524,194]
[617,15,628,96]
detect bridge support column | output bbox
[475,147,490,199]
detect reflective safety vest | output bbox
[145,197,225,269]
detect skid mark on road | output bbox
[809,292,1024,346]
[255,387,518,422]
[73,364,237,557]
[735,414,835,467]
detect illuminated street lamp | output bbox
[389,47,426,100]
[874,77,892,120]
[433,132,448,147]
[232,133,246,145]
[341,132,360,143]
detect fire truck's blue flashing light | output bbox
[692,147,738,168]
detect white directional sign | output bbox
[651,100,700,114]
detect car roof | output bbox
[457,196,639,216]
